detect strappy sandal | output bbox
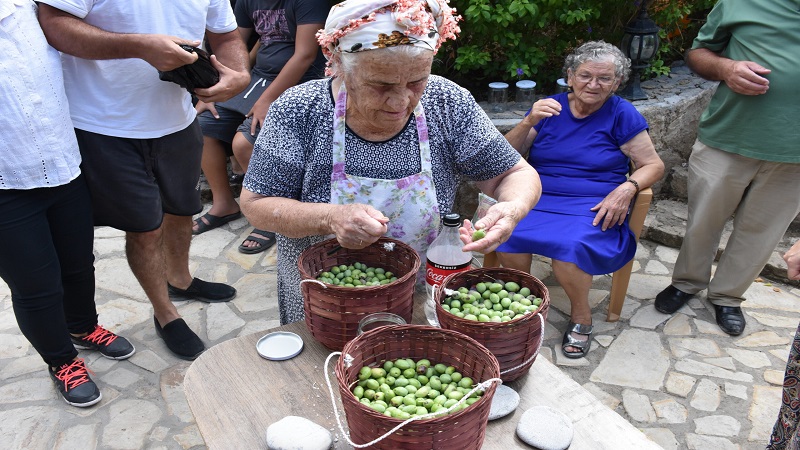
[562,321,593,359]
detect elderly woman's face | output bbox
[568,59,621,111]
[344,50,434,134]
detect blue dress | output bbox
[497,93,648,275]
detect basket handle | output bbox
[498,312,545,376]
[300,279,327,289]
[323,352,502,448]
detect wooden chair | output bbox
[481,185,653,322]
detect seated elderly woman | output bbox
[240,0,541,324]
[495,41,664,359]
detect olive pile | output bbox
[352,358,482,419]
[441,280,542,322]
[316,262,398,287]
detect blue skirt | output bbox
[496,209,636,275]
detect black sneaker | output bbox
[72,324,136,360]
[49,358,102,407]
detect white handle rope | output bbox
[299,279,327,288]
[324,352,502,448]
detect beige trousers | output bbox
[671,141,800,307]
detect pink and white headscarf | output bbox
[317,0,461,75]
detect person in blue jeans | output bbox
[0,0,134,408]
[193,0,328,255]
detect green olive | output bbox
[472,229,486,241]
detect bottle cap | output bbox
[442,213,461,227]
[488,82,509,89]
[516,80,536,89]
[556,78,568,87]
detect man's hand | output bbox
[784,240,800,280]
[723,60,771,96]
[195,100,218,118]
[138,35,200,71]
[194,54,250,103]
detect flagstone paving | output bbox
[0,211,797,449]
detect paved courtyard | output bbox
[0,203,797,450]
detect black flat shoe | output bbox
[655,285,694,314]
[714,305,746,336]
[168,278,236,303]
[154,317,205,360]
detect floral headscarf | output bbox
[317,0,461,75]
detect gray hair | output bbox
[563,41,631,88]
[334,45,433,77]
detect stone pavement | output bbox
[0,204,797,450]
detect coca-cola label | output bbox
[425,259,471,292]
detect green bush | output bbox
[433,0,718,97]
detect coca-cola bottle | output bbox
[424,213,472,326]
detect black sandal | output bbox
[238,228,276,254]
[562,322,593,359]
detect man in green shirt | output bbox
[654,0,800,336]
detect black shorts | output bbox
[74,121,204,232]
[198,106,261,150]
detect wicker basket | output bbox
[336,325,500,449]
[298,237,420,350]
[434,267,550,382]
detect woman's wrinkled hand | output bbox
[522,98,562,128]
[459,201,524,253]
[590,183,637,231]
[328,204,389,249]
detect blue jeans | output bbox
[0,175,97,367]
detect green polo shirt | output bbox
[692,0,800,163]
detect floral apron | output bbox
[329,82,440,260]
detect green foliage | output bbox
[434,0,719,96]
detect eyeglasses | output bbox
[574,73,616,86]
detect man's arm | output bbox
[686,47,770,96]
[195,29,250,103]
[37,4,199,71]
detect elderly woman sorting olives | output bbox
[494,41,664,359]
[240,0,541,324]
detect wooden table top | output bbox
[184,294,661,450]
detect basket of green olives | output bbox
[336,324,499,449]
[298,237,419,350]
[434,267,550,382]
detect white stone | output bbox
[594,335,614,347]
[663,314,692,336]
[770,348,790,362]
[735,331,790,348]
[590,329,669,391]
[0,406,60,449]
[206,303,245,341]
[266,416,333,450]
[516,406,573,450]
[619,298,641,320]
[488,385,520,420]
[629,306,672,329]
[128,349,170,374]
[538,346,553,363]
[0,307,19,331]
[582,382,620,410]
[655,246,680,264]
[652,398,687,423]
[100,367,141,389]
[231,273,280,314]
[0,377,55,403]
[641,428,679,449]
[764,369,784,385]
[96,297,152,334]
[591,312,619,334]
[101,399,163,450]
[635,242,651,259]
[669,337,722,358]
[624,274,673,301]
[54,423,98,450]
[554,345,590,367]
[694,415,741,437]
[742,282,800,313]
[95,226,125,238]
[622,389,656,422]
[190,227,238,260]
[160,363,194,423]
[688,297,704,309]
[95,258,148,302]
[702,357,736,371]
[690,379,721,412]
[93,235,125,256]
[693,318,729,336]
[747,311,799,328]
[173,424,205,449]
[645,260,670,275]
[0,334,31,358]
[631,260,641,273]
[239,318,282,337]
[726,348,772,369]
[674,359,754,382]
[749,385,783,441]
[686,433,738,450]
[0,354,44,380]
[665,372,696,398]
[724,382,748,400]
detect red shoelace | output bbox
[54,359,93,389]
[81,325,118,346]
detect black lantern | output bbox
[619,0,660,101]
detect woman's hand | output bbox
[459,201,524,253]
[328,204,389,249]
[522,98,561,128]
[590,183,637,231]
[784,240,800,280]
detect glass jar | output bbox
[488,82,509,113]
[357,312,406,336]
[556,78,570,94]
[515,80,537,110]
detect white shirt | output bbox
[37,0,237,139]
[0,0,81,190]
